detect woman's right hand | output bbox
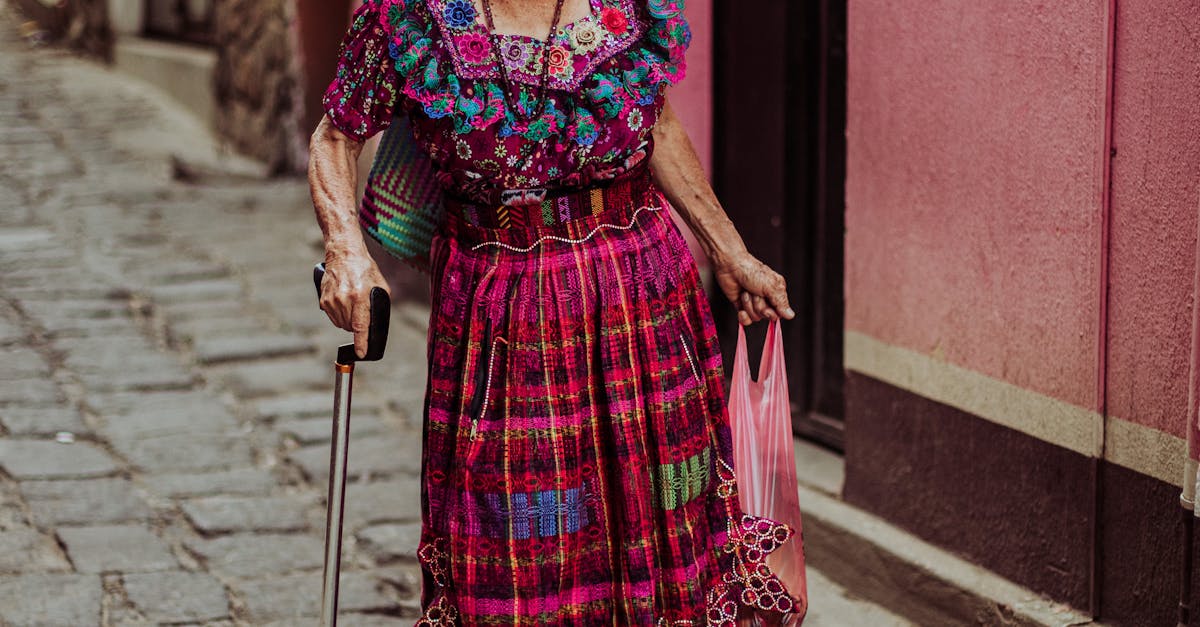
[318,248,390,358]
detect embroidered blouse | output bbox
[323,0,690,205]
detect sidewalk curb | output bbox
[800,482,1097,626]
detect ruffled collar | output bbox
[374,0,690,142]
[427,0,646,92]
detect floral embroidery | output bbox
[546,45,573,77]
[458,31,491,63]
[443,0,476,29]
[571,21,604,54]
[647,0,682,20]
[600,6,629,35]
[627,107,643,131]
[329,0,691,200]
[498,38,532,69]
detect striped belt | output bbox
[444,166,658,230]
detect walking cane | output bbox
[312,263,391,627]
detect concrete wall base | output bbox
[795,438,1095,626]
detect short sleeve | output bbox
[322,1,401,141]
[644,0,691,86]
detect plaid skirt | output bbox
[418,170,800,626]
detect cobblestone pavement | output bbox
[0,4,912,626]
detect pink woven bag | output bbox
[729,321,809,625]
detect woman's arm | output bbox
[650,101,795,325]
[309,115,389,357]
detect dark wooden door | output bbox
[713,0,847,449]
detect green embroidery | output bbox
[650,446,712,510]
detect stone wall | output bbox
[13,0,112,59]
[212,0,304,174]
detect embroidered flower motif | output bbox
[647,0,683,20]
[498,39,532,70]
[457,31,492,63]
[627,108,643,131]
[570,21,604,54]
[546,45,573,77]
[600,7,629,35]
[443,0,477,29]
[456,141,472,159]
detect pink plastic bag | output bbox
[729,321,809,625]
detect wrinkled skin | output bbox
[309,99,793,356]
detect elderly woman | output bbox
[310,0,800,624]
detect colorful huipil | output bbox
[324,0,801,624]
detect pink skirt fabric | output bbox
[415,181,800,625]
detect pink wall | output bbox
[673,0,713,175]
[1105,1,1200,437]
[845,0,1110,410]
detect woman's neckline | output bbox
[469,0,600,41]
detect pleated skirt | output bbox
[416,186,799,626]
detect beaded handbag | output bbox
[360,115,445,272]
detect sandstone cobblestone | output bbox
[185,533,324,578]
[142,467,278,498]
[0,528,72,573]
[110,432,254,473]
[356,523,422,564]
[234,571,396,622]
[0,439,119,479]
[57,525,178,573]
[344,479,422,531]
[123,570,231,623]
[182,495,312,535]
[278,414,388,445]
[0,405,88,436]
[100,398,239,441]
[0,378,64,405]
[255,392,382,421]
[192,332,316,364]
[221,360,330,398]
[22,478,153,526]
[289,434,423,483]
[0,574,102,626]
[149,279,244,305]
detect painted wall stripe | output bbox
[845,331,1184,486]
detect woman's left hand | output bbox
[713,252,796,326]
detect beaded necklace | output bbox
[481,0,567,123]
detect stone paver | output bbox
[143,467,278,498]
[192,332,315,364]
[344,478,422,531]
[289,434,423,483]
[278,413,388,445]
[186,533,324,578]
[220,360,331,398]
[182,495,312,535]
[0,378,64,405]
[110,432,254,473]
[0,405,89,436]
[356,522,423,564]
[123,570,231,623]
[255,392,382,421]
[0,529,72,573]
[0,574,102,626]
[0,440,120,480]
[22,478,153,526]
[57,525,178,573]
[234,571,396,622]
